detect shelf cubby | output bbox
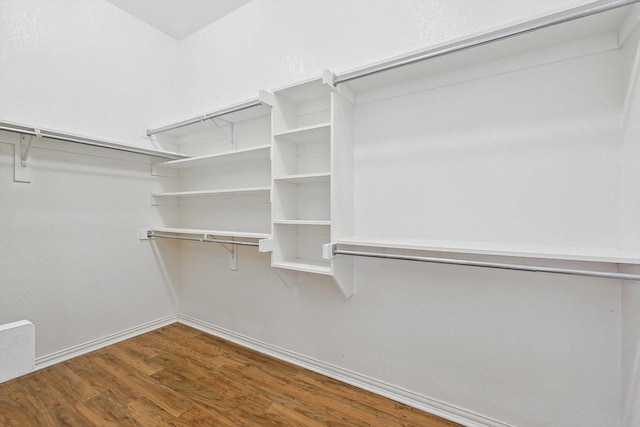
[273,176,330,222]
[272,224,332,274]
[272,78,332,133]
[273,123,331,176]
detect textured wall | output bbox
[0,0,180,358]
[0,0,179,146]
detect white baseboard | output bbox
[35,314,178,370]
[178,314,512,427]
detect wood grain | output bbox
[0,323,461,426]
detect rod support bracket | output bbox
[322,70,337,88]
[323,243,337,259]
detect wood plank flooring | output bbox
[0,323,461,426]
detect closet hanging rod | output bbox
[331,247,640,281]
[0,123,187,160]
[146,98,263,136]
[147,232,260,247]
[333,0,639,85]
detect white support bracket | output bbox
[322,69,337,88]
[258,89,275,107]
[14,133,38,183]
[258,238,273,253]
[322,243,336,259]
[273,268,299,289]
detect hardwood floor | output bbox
[0,323,461,426]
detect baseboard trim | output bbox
[178,314,512,427]
[35,314,178,370]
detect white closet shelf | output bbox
[273,172,331,184]
[273,259,332,275]
[273,123,331,142]
[273,76,330,104]
[334,237,640,265]
[157,144,271,169]
[336,1,632,96]
[273,220,331,226]
[148,227,270,240]
[152,186,271,198]
[147,96,272,138]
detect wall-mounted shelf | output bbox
[144,227,273,257]
[272,259,332,275]
[152,186,270,199]
[146,95,273,253]
[273,122,331,139]
[273,172,330,183]
[156,144,270,169]
[334,237,640,265]
[149,227,270,240]
[274,220,331,226]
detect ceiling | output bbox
[106,0,252,41]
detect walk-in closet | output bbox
[1,1,639,426]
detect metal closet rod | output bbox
[333,0,640,85]
[146,98,263,136]
[332,247,640,281]
[0,124,186,160]
[147,232,260,247]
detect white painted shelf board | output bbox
[152,186,271,198]
[158,145,270,169]
[149,227,270,240]
[274,77,329,104]
[273,220,331,226]
[335,237,640,265]
[273,123,331,142]
[340,3,630,96]
[273,259,332,275]
[157,104,271,139]
[273,172,331,184]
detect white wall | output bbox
[0,0,180,359]
[175,1,622,427]
[173,0,591,120]
[0,0,179,146]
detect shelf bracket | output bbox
[208,117,235,149]
[14,133,38,183]
[322,70,337,88]
[258,89,275,107]
[322,243,337,259]
[273,268,298,289]
[204,234,237,271]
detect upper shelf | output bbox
[334,0,639,97]
[156,144,270,169]
[334,236,640,265]
[146,93,273,138]
[0,120,188,160]
[152,186,271,198]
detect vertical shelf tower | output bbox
[271,73,355,297]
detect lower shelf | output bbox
[273,259,332,275]
[335,236,640,265]
[149,227,270,240]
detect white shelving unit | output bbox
[140,1,640,293]
[270,76,355,296]
[145,94,274,254]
